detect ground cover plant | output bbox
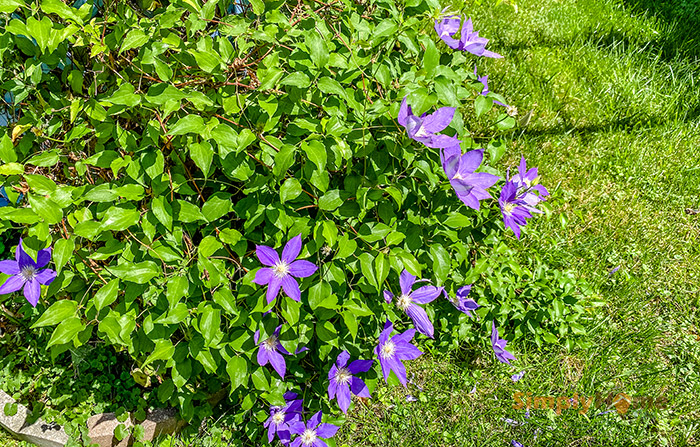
[0,0,597,446]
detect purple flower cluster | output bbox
[398,97,460,149]
[435,16,503,58]
[441,147,500,210]
[254,234,318,304]
[0,239,56,307]
[499,158,549,238]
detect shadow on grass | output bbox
[618,0,700,60]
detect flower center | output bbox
[503,202,516,215]
[263,335,279,351]
[300,428,317,446]
[272,411,285,425]
[273,262,290,278]
[380,341,396,359]
[397,294,412,311]
[20,265,36,281]
[335,367,352,385]
[452,172,464,180]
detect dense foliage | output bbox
[0,0,592,445]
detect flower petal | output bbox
[268,349,287,378]
[16,241,35,270]
[405,304,434,338]
[308,411,323,429]
[378,320,393,345]
[266,276,283,304]
[37,247,51,269]
[0,260,19,275]
[421,107,456,134]
[410,285,442,304]
[256,245,280,267]
[395,341,423,361]
[254,268,274,285]
[0,274,24,295]
[393,328,416,345]
[423,134,461,149]
[281,276,301,302]
[316,423,340,439]
[336,350,350,368]
[348,359,373,374]
[336,384,352,414]
[282,234,302,263]
[457,149,484,175]
[350,376,371,398]
[257,345,270,366]
[387,356,408,386]
[397,97,410,127]
[399,270,416,295]
[383,290,394,303]
[23,280,41,307]
[288,260,317,278]
[35,269,56,286]
[441,145,462,179]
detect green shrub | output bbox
[0,0,591,444]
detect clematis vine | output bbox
[374,320,423,386]
[384,270,443,338]
[289,411,339,447]
[254,234,318,304]
[434,16,503,58]
[265,392,303,445]
[255,325,291,378]
[491,322,516,365]
[475,66,507,107]
[447,285,480,317]
[441,147,500,210]
[0,239,56,307]
[499,181,534,239]
[397,97,461,149]
[328,351,373,414]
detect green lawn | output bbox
[341,0,700,445]
[3,0,699,446]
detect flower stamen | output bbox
[380,341,396,359]
[300,428,318,446]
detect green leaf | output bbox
[375,252,390,289]
[431,244,450,285]
[0,0,23,13]
[475,95,493,118]
[301,140,327,170]
[27,194,62,224]
[307,31,329,68]
[106,83,140,107]
[109,261,161,284]
[213,288,238,316]
[0,134,16,163]
[342,310,358,339]
[32,300,78,328]
[317,77,346,100]
[226,356,249,390]
[199,307,221,347]
[24,174,57,195]
[423,39,439,78]
[272,145,296,177]
[47,317,85,348]
[152,197,173,231]
[102,207,140,231]
[280,178,302,203]
[281,72,311,88]
[52,238,74,273]
[176,200,205,222]
[318,190,343,211]
[359,252,377,289]
[190,141,214,177]
[144,339,175,366]
[0,163,24,175]
[120,29,148,54]
[93,279,120,312]
[169,115,205,136]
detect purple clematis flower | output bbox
[0,239,56,307]
[499,181,534,239]
[254,234,318,304]
[475,66,507,107]
[509,157,549,207]
[491,322,516,365]
[434,16,503,58]
[441,147,500,210]
[255,325,291,378]
[447,285,480,317]
[328,350,373,414]
[374,320,423,386]
[384,270,443,338]
[397,97,461,149]
[264,392,303,445]
[289,411,339,447]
